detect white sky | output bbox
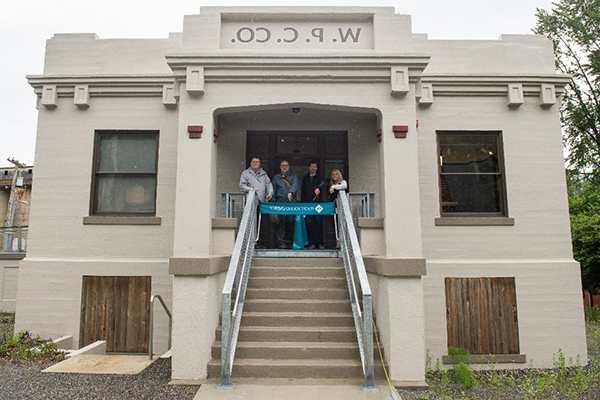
[0,0,557,167]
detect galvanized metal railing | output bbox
[349,193,375,218]
[219,191,258,388]
[337,191,375,389]
[148,294,172,360]
[220,193,247,218]
[0,226,28,253]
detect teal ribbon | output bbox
[293,215,308,250]
[259,202,336,215]
[259,202,335,250]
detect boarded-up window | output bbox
[80,276,151,353]
[445,277,519,355]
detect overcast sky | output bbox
[0,0,557,167]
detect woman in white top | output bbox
[328,169,347,202]
[328,169,347,249]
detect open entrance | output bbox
[246,131,348,248]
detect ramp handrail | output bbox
[148,294,172,360]
[337,191,375,389]
[220,191,258,388]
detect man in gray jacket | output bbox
[239,157,273,249]
[239,157,273,202]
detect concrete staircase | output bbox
[207,257,385,380]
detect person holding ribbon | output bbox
[272,160,298,249]
[239,157,273,202]
[239,157,273,249]
[301,161,325,250]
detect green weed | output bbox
[584,306,600,323]
[451,362,476,389]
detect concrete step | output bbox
[207,358,386,379]
[250,266,345,278]
[240,312,354,327]
[243,299,352,313]
[247,277,346,289]
[254,250,340,259]
[215,326,358,343]
[252,258,343,267]
[211,341,360,360]
[245,288,349,300]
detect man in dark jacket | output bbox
[301,161,325,250]
[272,159,298,249]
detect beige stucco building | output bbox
[14,6,586,386]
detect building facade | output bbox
[18,7,586,384]
[0,165,32,312]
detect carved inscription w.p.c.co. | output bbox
[220,20,374,49]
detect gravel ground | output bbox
[0,357,198,400]
[398,321,600,400]
[1,313,198,400]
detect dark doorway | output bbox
[247,131,348,248]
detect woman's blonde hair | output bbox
[331,169,344,182]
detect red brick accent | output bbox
[188,125,203,138]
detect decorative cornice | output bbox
[166,53,431,83]
[27,75,174,98]
[421,73,570,97]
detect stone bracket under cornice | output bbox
[27,74,178,108]
[415,73,571,106]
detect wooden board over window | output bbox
[445,277,519,355]
[79,276,151,353]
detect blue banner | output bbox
[259,202,336,215]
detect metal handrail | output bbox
[219,191,258,388]
[0,225,28,253]
[149,294,172,360]
[220,193,247,218]
[337,191,375,389]
[349,193,375,218]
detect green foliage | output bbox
[0,313,64,362]
[585,306,600,322]
[447,346,472,364]
[569,184,600,295]
[535,0,600,178]
[410,323,600,399]
[451,362,476,389]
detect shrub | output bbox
[447,346,471,364]
[451,362,476,389]
[584,306,600,323]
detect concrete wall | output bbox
[423,261,586,369]
[417,96,572,260]
[15,95,179,350]
[43,34,180,75]
[416,56,585,367]
[368,272,425,382]
[171,272,227,380]
[0,258,21,312]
